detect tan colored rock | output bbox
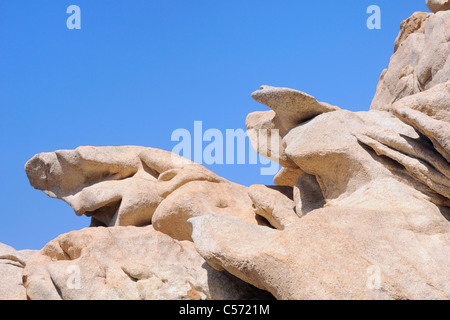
[392,81,450,122]
[391,81,450,162]
[415,11,450,89]
[394,12,431,53]
[251,86,339,135]
[283,108,449,212]
[358,82,450,199]
[25,146,269,241]
[190,209,450,300]
[246,81,450,216]
[0,243,37,300]
[293,173,325,216]
[227,75,450,298]
[25,146,259,229]
[393,106,450,163]
[22,5,450,301]
[355,129,450,201]
[25,146,153,226]
[248,184,299,230]
[426,0,450,13]
[25,146,145,198]
[246,110,297,168]
[151,180,268,241]
[246,86,340,180]
[273,167,304,187]
[23,226,271,300]
[371,10,450,111]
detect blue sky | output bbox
[0,0,429,250]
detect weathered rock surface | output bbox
[394,12,431,53]
[262,99,450,214]
[293,173,325,216]
[23,226,271,300]
[17,1,450,301]
[246,86,339,187]
[190,210,450,300]
[248,185,299,230]
[25,147,267,236]
[251,86,339,135]
[426,0,450,12]
[208,73,450,299]
[371,10,450,111]
[152,180,267,241]
[391,81,450,162]
[0,243,36,300]
[234,8,450,297]
[273,167,304,187]
[246,110,297,168]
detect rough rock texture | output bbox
[25,146,267,236]
[194,77,450,300]
[391,81,450,162]
[371,10,450,111]
[248,185,299,230]
[394,12,431,53]
[188,4,450,300]
[293,173,325,216]
[190,210,450,300]
[246,110,297,168]
[23,226,271,300]
[0,243,36,300]
[426,0,450,12]
[152,180,267,241]
[250,86,340,135]
[281,108,450,211]
[273,167,304,187]
[9,1,450,300]
[246,86,339,187]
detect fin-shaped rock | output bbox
[251,85,339,134]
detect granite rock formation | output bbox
[1,1,449,300]
[22,226,270,300]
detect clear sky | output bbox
[0,0,429,250]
